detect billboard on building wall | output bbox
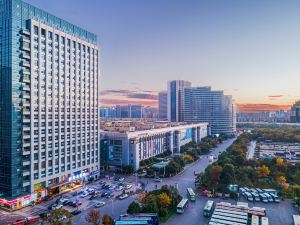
[180,128,192,141]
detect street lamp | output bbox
[111,199,114,216]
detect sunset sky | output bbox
[25,0,300,112]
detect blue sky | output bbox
[25,0,300,109]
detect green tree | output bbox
[127,201,141,214]
[221,163,235,186]
[158,208,168,217]
[208,165,223,187]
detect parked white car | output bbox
[119,194,129,200]
[59,198,69,205]
[87,188,95,193]
[80,192,89,198]
[52,204,63,210]
[115,186,124,191]
[125,184,132,190]
[95,201,106,208]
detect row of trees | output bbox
[252,126,300,143]
[127,185,182,220]
[41,208,114,225]
[197,130,300,201]
[162,135,228,177]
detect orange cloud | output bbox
[237,104,291,113]
[101,98,158,107]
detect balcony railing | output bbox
[20,53,30,60]
[23,170,30,176]
[22,160,30,166]
[20,69,30,75]
[20,37,30,43]
[20,29,30,36]
[23,142,30,148]
[22,181,30,187]
[20,61,30,68]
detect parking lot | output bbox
[165,194,298,225]
[12,175,140,223]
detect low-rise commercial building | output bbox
[100,120,208,171]
[256,142,300,164]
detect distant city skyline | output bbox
[25,0,300,112]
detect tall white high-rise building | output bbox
[167,80,191,122]
[0,0,100,209]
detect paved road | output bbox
[71,138,236,224]
[141,138,236,194]
[5,137,296,225]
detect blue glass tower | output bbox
[0,0,100,209]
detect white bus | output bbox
[213,211,247,220]
[251,215,259,225]
[251,192,260,202]
[214,208,248,217]
[259,193,268,203]
[187,188,196,202]
[203,200,215,217]
[209,218,247,225]
[293,215,300,225]
[264,193,273,202]
[244,192,254,202]
[211,214,248,224]
[176,198,189,214]
[269,193,280,203]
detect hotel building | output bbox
[0,0,100,209]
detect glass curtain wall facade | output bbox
[158,91,167,120]
[183,87,236,135]
[167,80,191,122]
[0,0,99,207]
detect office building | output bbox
[143,107,158,119]
[101,119,208,170]
[183,87,236,135]
[116,104,144,119]
[0,0,100,209]
[291,101,300,123]
[237,111,291,123]
[100,107,116,118]
[167,80,191,122]
[158,91,168,120]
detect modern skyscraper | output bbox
[0,0,100,209]
[290,101,300,123]
[167,80,191,122]
[158,91,167,120]
[100,107,117,118]
[116,105,144,118]
[183,87,236,135]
